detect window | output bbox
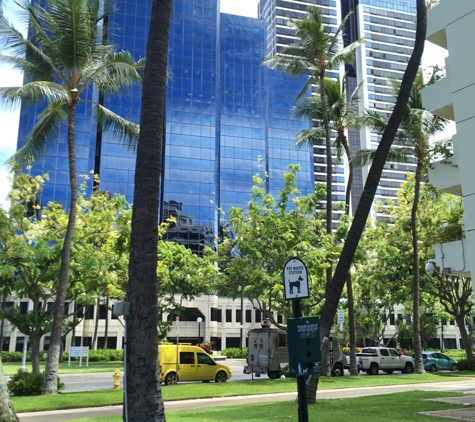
[277,315,283,324]
[255,310,261,323]
[197,352,213,365]
[246,310,252,323]
[389,349,400,357]
[226,309,232,323]
[180,352,194,364]
[235,309,242,324]
[211,308,222,322]
[98,305,108,320]
[389,313,395,325]
[380,349,389,356]
[85,306,94,320]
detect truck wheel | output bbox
[331,363,344,377]
[268,371,280,379]
[215,371,227,382]
[368,364,379,376]
[164,372,177,385]
[402,363,414,374]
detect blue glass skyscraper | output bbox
[17,0,313,254]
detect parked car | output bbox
[159,344,232,385]
[357,347,414,375]
[412,351,457,372]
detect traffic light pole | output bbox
[293,299,308,422]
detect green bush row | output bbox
[1,349,124,363]
[454,358,475,371]
[221,347,248,359]
[7,370,64,396]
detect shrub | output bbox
[221,347,248,358]
[455,358,475,371]
[196,343,212,353]
[7,370,64,396]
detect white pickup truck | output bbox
[357,347,414,375]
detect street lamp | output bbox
[240,324,244,356]
[197,317,203,344]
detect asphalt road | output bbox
[61,359,251,392]
[60,359,456,392]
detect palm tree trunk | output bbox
[319,0,427,338]
[0,357,19,422]
[43,102,79,395]
[412,160,424,373]
[341,135,358,375]
[320,72,333,292]
[125,0,171,420]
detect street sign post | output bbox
[282,257,309,300]
[282,257,310,422]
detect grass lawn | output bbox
[2,360,124,376]
[10,371,475,413]
[64,391,472,422]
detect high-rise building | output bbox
[18,0,313,254]
[258,0,417,215]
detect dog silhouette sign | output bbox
[282,257,309,300]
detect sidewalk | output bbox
[17,379,475,422]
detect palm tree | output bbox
[319,0,428,352]
[0,0,144,394]
[263,8,364,272]
[351,69,448,373]
[293,74,364,376]
[125,0,172,420]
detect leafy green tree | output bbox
[263,8,364,292]
[0,172,129,372]
[0,0,144,394]
[321,0,428,353]
[125,0,172,419]
[218,165,331,326]
[352,69,449,372]
[355,177,467,354]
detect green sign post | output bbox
[282,257,314,422]
[287,317,321,377]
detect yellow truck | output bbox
[159,344,232,385]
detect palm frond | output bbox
[94,104,140,150]
[293,127,326,148]
[88,51,145,94]
[0,82,69,108]
[12,100,68,164]
[350,149,375,168]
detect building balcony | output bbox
[426,2,448,48]
[421,77,454,120]
[432,238,471,278]
[427,153,461,196]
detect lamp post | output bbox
[197,317,203,344]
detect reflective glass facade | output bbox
[17,0,313,254]
[258,0,417,212]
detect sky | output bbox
[0,0,452,208]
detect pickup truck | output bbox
[357,347,414,375]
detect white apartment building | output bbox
[422,1,475,302]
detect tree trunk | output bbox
[455,315,473,360]
[319,0,427,338]
[125,1,171,420]
[43,101,79,395]
[0,357,19,422]
[104,297,109,349]
[30,334,42,374]
[92,298,100,350]
[412,160,424,373]
[320,71,333,378]
[342,135,358,375]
